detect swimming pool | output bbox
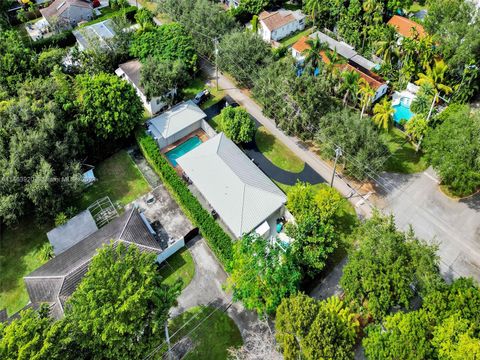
[165,136,202,167]
[393,97,414,124]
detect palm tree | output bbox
[372,99,394,131]
[374,26,399,64]
[339,70,360,106]
[358,78,375,119]
[302,38,329,73]
[304,0,322,26]
[415,59,453,96]
[324,49,346,81]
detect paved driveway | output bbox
[378,167,480,282]
[171,237,259,336]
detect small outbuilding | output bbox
[147,100,207,149]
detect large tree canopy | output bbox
[340,212,441,319]
[217,106,256,144]
[423,104,480,196]
[76,73,144,140]
[0,73,84,224]
[130,23,197,71]
[227,233,301,315]
[218,30,273,88]
[276,293,359,360]
[157,0,237,57]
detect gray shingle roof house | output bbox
[40,0,93,28]
[147,100,207,149]
[24,208,163,319]
[177,133,287,238]
[47,210,98,255]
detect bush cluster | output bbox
[136,131,233,268]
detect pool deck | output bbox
[161,129,209,175]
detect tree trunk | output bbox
[343,91,349,106]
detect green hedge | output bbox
[136,131,233,269]
[29,30,76,51]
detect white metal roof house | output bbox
[147,100,208,149]
[177,133,287,238]
[115,60,176,115]
[40,0,94,29]
[72,19,116,51]
[258,9,306,42]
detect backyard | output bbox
[76,150,151,211]
[0,150,151,316]
[280,27,314,48]
[182,77,225,110]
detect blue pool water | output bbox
[393,100,414,124]
[165,136,202,167]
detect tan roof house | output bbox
[258,9,306,42]
[40,0,94,29]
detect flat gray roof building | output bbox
[47,210,98,255]
[73,19,116,51]
[177,133,286,237]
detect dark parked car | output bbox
[192,89,210,105]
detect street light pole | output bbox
[330,147,343,187]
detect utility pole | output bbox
[330,147,343,187]
[214,37,219,91]
[165,321,173,360]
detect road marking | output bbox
[423,171,440,184]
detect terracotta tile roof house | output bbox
[387,15,426,39]
[258,9,306,42]
[23,208,163,319]
[291,36,388,102]
[40,0,93,28]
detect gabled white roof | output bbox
[148,100,206,139]
[177,133,286,237]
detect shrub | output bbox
[218,106,256,144]
[136,131,233,267]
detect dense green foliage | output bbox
[276,293,359,360]
[218,31,273,88]
[363,278,480,359]
[0,73,84,224]
[130,23,197,71]
[423,104,480,196]
[285,183,346,277]
[315,110,389,181]
[136,131,233,266]
[227,233,301,315]
[157,0,238,56]
[140,57,189,102]
[0,243,181,359]
[217,106,256,144]
[76,73,144,140]
[340,212,441,319]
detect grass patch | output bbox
[76,150,151,210]
[168,306,242,359]
[408,2,428,13]
[280,27,314,48]
[182,77,225,110]
[256,126,305,173]
[382,128,428,174]
[80,6,137,27]
[209,114,222,132]
[0,217,50,316]
[158,248,195,291]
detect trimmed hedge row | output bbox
[136,131,233,269]
[29,30,76,51]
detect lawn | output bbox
[255,126,305,173]
[209,114,222,132]
[0,217,50,316]
[182,77,225,110]
[408,1,428,13]
[382,128,428,174]
[167,306,242,360]
[159,247,195,291]
[280,27,314,48]
[76,150,151,211]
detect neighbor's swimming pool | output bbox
[393,97,414,124]
[165,136,202,167]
